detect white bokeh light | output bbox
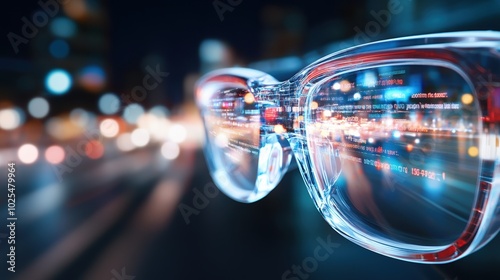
[99,118,120,138]
[161,142,180,160]
[116,133,135,152]
[131,128,150,147]
[0,108,22,130]
[28,97,50,118]
[169,124,187,143]
[18,144,39,164]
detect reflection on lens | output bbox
[307,65,480,246]
[201,87,292,202]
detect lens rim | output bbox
[296,37,500,262]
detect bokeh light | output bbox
[123,104,145,124]
[45,69,72,94]
[98,93,120,115]
[45,145,66,164]
[63,0,89,21]
[50,17,77,38]
[100,118,120,138]
[28,97,50,118]
[149,105,169,119]
[215,133,229,148]
[49,39,70,59]
[70,108,93,127]
[85,140,104,159]
[131,128,150,147]
[46,116,84,140]
[161,142,180,160]
[244,93,255,104]
[169,124,187,143]
[311,101,319,110]
[274,124,286,134]
[468,146,479,157]
[18,144,39,164]
[461,93,474,105]
[199,39,226,63]
[0,108,22,130]
[407,144,414,152]
[116,133,135,152]
[339,80,352,92]
[78,65,106,92]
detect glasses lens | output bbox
[199,85,292,202]
[306,64,480,246]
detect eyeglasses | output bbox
[195,31,500,263]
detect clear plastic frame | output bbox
[195,31,500,263]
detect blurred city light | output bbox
[244,93,255,104]
[123,104,145,124]
[45,145,66,164]
[28,97,50,119]
[0,108,23,130]
[199,39,226,63]
[18,144,39,164]
[161,141,180,160]
[45,69,72,95]
[215,133,229,148]
[468,146,479,157]
[274,124,286,134]
[131,128,150,147]
[46,116,83,140]
[150,119,171,141]
[100,118,120,138]
[137,113,167,138]
[116,133,135,152]
[339,80,352,92]
[85,140,104,159]
[407,144,414,152]
[98,93,120,115]
[310,101,319,110]
[49,39,70,59]
[168,124,187,143]
[70,108,94,127]
[461,93,474,105]
[149,105,169,119]
[78,65,106,92]
[50,17,77,38]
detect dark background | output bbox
[1,0,500,279]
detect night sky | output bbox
[1,0,366,101]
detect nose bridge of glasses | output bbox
[253,80,307,170]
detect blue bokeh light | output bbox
[50,17,77,38]
[49,39,70,59]
[45,69,72,95]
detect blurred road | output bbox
[1,141,499,279]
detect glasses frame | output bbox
[195,31,500,263]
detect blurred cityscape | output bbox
[1,0,500,279]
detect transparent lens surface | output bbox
[306,64,480,246]
[201,87,292,202]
